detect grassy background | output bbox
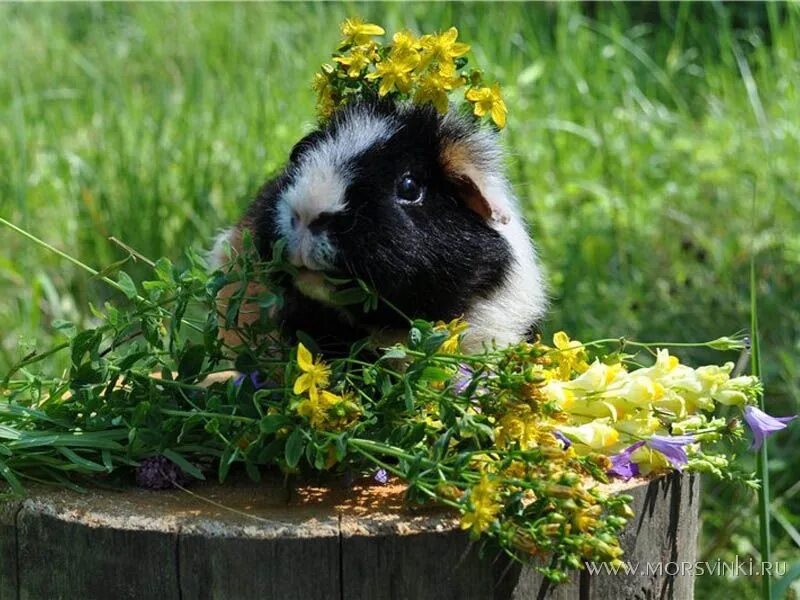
[1,2,798,596]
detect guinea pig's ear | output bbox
[440,140,511,225]
[289,130,326,164]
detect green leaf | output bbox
[161,449,205,481]
[404,379,415,412]
[70,329,101,367]
[259,414,292,434]
[382,347,407,360]
[422,331,450,355]
[0,458,25,496]
[92,255,132,282]
[284,428,305,469]
[101,450,113,472]
[234,350,259,375]
[218,446,239,483]
[329,287,368,306]
[257,438,285,463]
[313,445,327,470]
[421,366,452,382]
[0,426,21,441]
[334,435,347,461]
[116,271,138,299]
[58,448,107,472]
[178,344,206,381]
[153,257,174,283]
[772,561,800,600]
[245,461,261,483]
[52,319,76,337]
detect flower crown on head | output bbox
[313,18,508,129]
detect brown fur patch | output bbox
[440,140,508,223]
[216,219,273,348]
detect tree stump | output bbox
[0,472,699,600]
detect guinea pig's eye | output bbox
[396,174,423,204]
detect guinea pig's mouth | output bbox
[292,268,338,305]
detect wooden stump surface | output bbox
[0,472,699,600]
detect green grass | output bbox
[1,2,798,597]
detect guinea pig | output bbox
[211,99,547,354]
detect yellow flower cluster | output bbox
[434,316,469,354]
[460,474,502,534]
[314,18,508,128]
[293,343,361,431]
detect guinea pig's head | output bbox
[254,100,547,350]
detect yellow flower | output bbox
[460,475,501,534]
[542,380,575,410]
[313,71,337,118]
[558,422,620,450]
[389,30,420,57]
[413,72,451,113]
[574,505,602,533]
[465,83,508,129]
[624,375,665,405]
[366,51,420,96]
[549,331,589,380]
[614,415,661,437]
[435,317,469,353]
[419,27,470,69]
[495,406,540,449]
[297,389,360,431]
[297,389,334,429]
[630,445,669,475]
[340,17,385,47]
[293,343,331,400]
[334,43,378,78]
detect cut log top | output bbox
[0,473,700,600]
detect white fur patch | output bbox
[277,106,398,269]
[460,158,548,351]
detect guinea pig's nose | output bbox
[307,211,334,235]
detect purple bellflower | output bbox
[234,371,272,390]
[553,431,573,450]
[607,441,645,480]
[743,405,797,451]
[646,434,696,470]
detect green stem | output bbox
[1,216,128,295]
[750,227,772,600]
[2,341,70,386]
[346,441,462,510]
[159,408,257,423]
[0,217,202,334]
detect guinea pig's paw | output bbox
[294,269,336,304]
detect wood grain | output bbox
[0,473,699,599]
[0,499,20,600]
